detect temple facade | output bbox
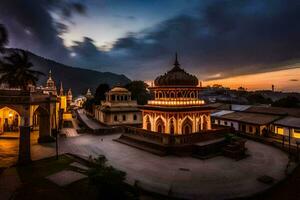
[94,86,142,126]
[141,54,212,134]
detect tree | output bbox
[272,96,300,108]
[0,24,8,52]
[125,81,150,105]
[0,50,45,90]
[88,156,138,200]
[247,93,273,105]
[94,83,110,104]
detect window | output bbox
[122,115,126,121]
[277,127,284,135]
[111,95,115,101]
[294,129,300,134]
[114,115,118,121]
[249,126,253,133]
[294,129,300,139]
[224,121,228,126]
[133,114,137,120]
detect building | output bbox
[40,70,57,96]
[140,53,212,134]
[94,86,142,126]
[85,88,93,99]
[212,110,281,135]
[0,70,73,139]
[273,116,300,140]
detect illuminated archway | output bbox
[156,118,165,133]
[0,106,21,133]
[182,118,193,134]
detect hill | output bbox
[4,49,131,96]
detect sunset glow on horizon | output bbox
[203,67,300,92]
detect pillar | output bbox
[38,113,55,143]
[18,126,31,165]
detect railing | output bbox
[122,126,230,145]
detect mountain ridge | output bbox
[3,48,131,96]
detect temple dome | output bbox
[110,86,129,92]
[154,54,198,86]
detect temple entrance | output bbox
[156,118,165,133]
[0,106,20,134]
[33,106,51,142]
[182,118,193,134]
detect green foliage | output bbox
[247,93,273,105]
[125,80,150,105]
[94,83,110,104]
[0,50,45,90]
[88,156,138,200]
[83,98,96,113]
[272,96,300,108]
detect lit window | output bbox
[294,129,300,138]
[277,127,284,135]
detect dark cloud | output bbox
[99,0,300,79]
[0,0,85,61]
[1,0,299,80]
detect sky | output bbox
[0,0,300,91]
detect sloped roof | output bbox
[217,112,281,125]
[274,116,300,129]
[245,106,300,117]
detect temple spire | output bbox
[173,52,180,69]
[59,81,64,96]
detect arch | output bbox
[181,117,193,134]
[155,117,165,133]
[145,115,152,131]
[169,117,176,134]
[190,91,195,98]
[170,91,175,98]
[0,106,21,133]
[158,91,163,99]
[33,105,52,142]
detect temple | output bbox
[141,53,211,134]
[116,54,227,156]
[94,86,142,126]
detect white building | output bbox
[94,86,142,126]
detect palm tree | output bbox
[0,24,8,52]
[0,50,45,90]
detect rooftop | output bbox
[217,111,281,125]
[245,106,300,117]
[273,116,300,129]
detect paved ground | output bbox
[76,109,103,130]
[28,134,289,200]
[0,129,290,199]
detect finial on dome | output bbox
[174,52,180,68]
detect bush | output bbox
[88,156,138,200]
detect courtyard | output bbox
[0,132,289,200]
